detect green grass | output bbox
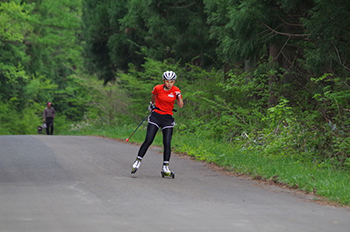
[59,124,350,206]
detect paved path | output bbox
[0,135,349,232]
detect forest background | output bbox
[1,0,349,205]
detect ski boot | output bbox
[131,157,142,174]
[161,163,175,179]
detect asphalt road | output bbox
[0,135,349,232]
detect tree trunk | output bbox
[244,59,254,82]
[268,44,280,107]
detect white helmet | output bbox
[162,71,177,81]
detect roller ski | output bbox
[161,163,175,179]
[131,157,142,174]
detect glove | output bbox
[148,102,155,112]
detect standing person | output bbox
[43,102,55,135]
[131,71,184,178]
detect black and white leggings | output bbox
[137,117,174,162]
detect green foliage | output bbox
[82,0,131,83]
[205,0,266,62]
[120,0,216,66]
[0,1,32,108]
[82,0,217,83]
[69,73,130,125]
[303,0,350,76]
[25,0,82,79]
[0,0,86,134]
[0,1,33,42]
[310,75,350,163]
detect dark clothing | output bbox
[137,112,175,162]
[148,111,175,129]
[45,117,54,135]
[43,107,55,118]
[137,123,173,162]
[43,106,55,135]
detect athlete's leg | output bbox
[162,127,173,162]
[161,128,174,177]
[137,123,158,158]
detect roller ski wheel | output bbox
[161,171,175,179]
[161,163,174,178]
[131,167,138,174]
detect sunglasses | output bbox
[165,80,175,83]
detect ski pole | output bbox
[125,112,151,142]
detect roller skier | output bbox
[131,71,184,178]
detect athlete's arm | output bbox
[151,94,156,105]
[175,92,184,108]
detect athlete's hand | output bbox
[148,102,155,112]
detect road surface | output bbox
[0,135,349,232]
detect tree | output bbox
[121,0,217,67]
[25,0,82,84]
[82,0,129,83]
[204,0,314,106]
[0,1,33,108]
[303,0,350,76]
[0,0,88,134]
[23,0,85,120]
[82,0,218,83]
